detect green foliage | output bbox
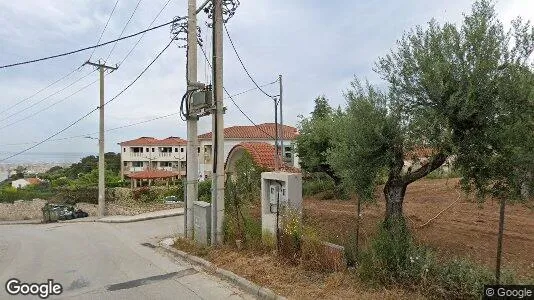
[198,180,212,203]
[358,220,519,299]
[39,152,121,182]
[0,185,54,203]
[328,82,400,202]
[224,152,264,248]
[302,174,336,197]
[374,0,534,201]
[53,186,100,205]
[295,96,341,185]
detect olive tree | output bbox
[295,96,342,185]
[329,0,534,226]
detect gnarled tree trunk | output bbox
[383,152,448,227]
[384,179,408,222]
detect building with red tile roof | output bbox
[225,142,300,175]
[118,137,188,180]
[126,170,180,188]
[197,123,300,180]
[198,123,298,140]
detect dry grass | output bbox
[174,242,423,299]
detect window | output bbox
[123,148,126,153]
[197,147,200,153]
[285,146,292,152]
[160,161,172,167]
[146,148,149,152]
[152,148,155,152]
[174,148,178,152]
[181,148,184,153]
[133,161,143,167]
[123,161,127,166]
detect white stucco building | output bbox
[118,137,187,180]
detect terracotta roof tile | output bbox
[25,178,42,185]
[119,136,187,146]
[226,142,300,173]
[127,170,180,180]
[198,123,298,140]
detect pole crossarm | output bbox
[84,61,118,71]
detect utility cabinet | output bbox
[193,201,211,246]
[261,172,302,237]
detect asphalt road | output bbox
[0,217,254,300]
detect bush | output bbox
[429,258,495,299]
[358,220,432,287]
[358,220,517,299]
[53,186,104,204]
[0,185,54,203]
[303,175,335,197]
[198,180,212,203]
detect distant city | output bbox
[0,152,94,181]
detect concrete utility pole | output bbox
[279,75,284,163]
[211,0,224,245]
[185,0,199,239]
[274,98,279,171]
[84,60,117,217]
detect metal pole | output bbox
[98,66,105,217]
[211,0,224,245]
[279,75,284,164]
[185,0,199,239]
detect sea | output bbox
[0,152,93,181]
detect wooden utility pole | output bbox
[84,60,117,217]
[185,0,199,239]
[211,0,224,245]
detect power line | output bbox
[1,1,119,116]
[0,18,183,70]
[224,80,278,100]
[0,69,96,123]
[0,112,179,147]
[0,67,80,115]
[0,36,176,163]
[89,0,120,60]
[0,81,274,147]
[223,22,277,99]
[105,0,142,62]
[0,77,99,131]
[199,44,275,140]
[119,0,172,66]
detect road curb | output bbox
[0,220,43,225]
[0,211,183,225]
[97,211,183,223]
[159,239,286,300]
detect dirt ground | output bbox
[305,178,534,277]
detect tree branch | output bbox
[403,152,447,184]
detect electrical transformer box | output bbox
[261,172,302,237]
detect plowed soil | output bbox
[304,178,534,277]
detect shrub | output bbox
[358,220,433,287]
[303,175,335,197]
[358,220,517,299]
[429,258,495,299]
[198,180,212,203]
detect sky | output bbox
[0,0,533,160]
